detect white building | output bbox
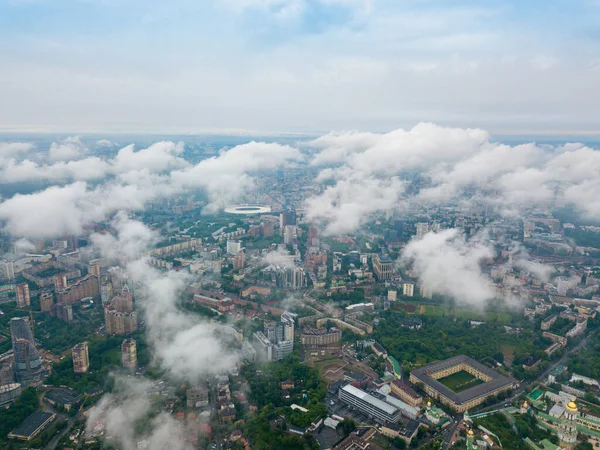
[281,313,295,342]
[416,223,429,240]
[226,240,242,255]
[338,384,401,424]
[403,283,414,297]
[283,225,296,245]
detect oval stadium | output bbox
[224,205,271,215]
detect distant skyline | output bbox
[1,0,599,134]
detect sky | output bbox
[1,0,599,134]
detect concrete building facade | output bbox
[72,342,90,374]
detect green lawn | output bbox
[438,370,484,393]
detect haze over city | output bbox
[0,1,600,450]
[1,0,600,134]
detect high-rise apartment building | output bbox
[403,283,415,297]
[56,274,100,305]
[373,254,393,281]
[112,286,133,312]
[416,222,429,240]
[280,210,296,229]
[104,286,137,335]
[273,340,293,361]
[121,338,138,370]
[288,267,306,289]
[40,291,54,313]
[283,225,296,245]
[54,274,68,290]
[55,304,74,323]
[252,331,272,361]
[264,321,277,343]
[261,221,274,238]
[72,342,90,373]
[281,313,295,342]
[10,318,43,387]
[307,226,319,246]
[226,240,242,255]
[1,260,15,282]
[233,251,245,271]
[16,283,30,308]
[104,308,138,335]
[100,282,113,304]
[89,264,101,279]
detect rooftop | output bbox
[341,384,399,416]
[9,411,55,439]
[391,380,420,399]
[45,387,80,405]
[376,254,392,263]
[411,355,515,405]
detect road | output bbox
[39,393,77,450]
[209,379,223,450]
[441,419,460,450]
[45,415,77,450]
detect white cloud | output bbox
[0,157,111,183]
[86,218,239,448]
[49,136,86,161]
[263,247,296,268]
[401,228,496,307]
[13,238,36,254]
[304,176,405,235]
[0,182,92,237]
[96,139,117,147]
[86,377,193,450]
[0,142,34,157]
[0,141,188,184]
[304,124,600,233]
[112,141,187,173]
[0,176,180,238]
[171,141,301,209]
[90,212,160,261]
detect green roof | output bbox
[540,439,559,450]
[388,355,402,377]
[525,437,542,450]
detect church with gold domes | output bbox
[557,398,579,450]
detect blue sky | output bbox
[0,0,599,134]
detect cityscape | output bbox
[1,1,600,450]
[0,133,599,450]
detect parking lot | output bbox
[326,394,374,425]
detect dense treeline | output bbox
[565,228,600,249]
[373,312,550,373]
[238,407,319,450]
[568,342,600,379]
[241,354,327,428]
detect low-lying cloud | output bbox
[304,123,600,234]
[401,228,496,307]
[0,139,301,238]
[86,217,239,447]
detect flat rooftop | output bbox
[45,387,80,405]
[341,384,399,416]
[9,411,55,439]
[376,254,393,263]
[411,355,515,405]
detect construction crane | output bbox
[29,309,35,340]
